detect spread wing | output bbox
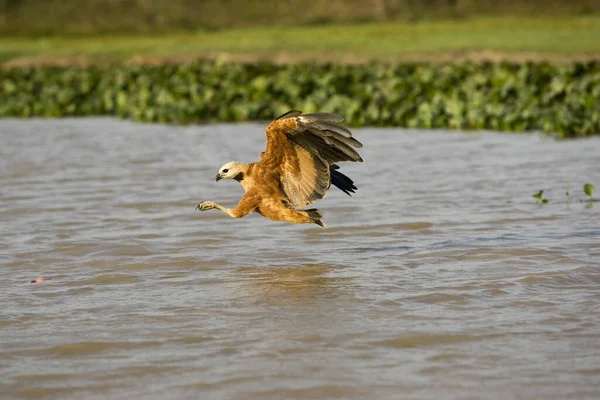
[260,110,363,207]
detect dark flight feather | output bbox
[329,164,357,196]
[275,110,303,120]
[287,112,363,164]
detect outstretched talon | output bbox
[196,201,215,211]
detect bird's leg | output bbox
[196,195,259,219]
[195,201,233,216]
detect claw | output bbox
[196,201,212,211]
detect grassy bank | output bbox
[2,16,600,66]
[2,0,599,35]
[2,60,599,138]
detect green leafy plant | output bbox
[533,190,549,204]
[1,60,600,137]
[583,183,595,199]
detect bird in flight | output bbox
[195,110,363,227]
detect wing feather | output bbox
[295,112,344,123]
[297,130,362,163]
[295,113,363,163]
[310,121,354,139]
[275,110,303,120]
[294,135,350,164]
[260,110,363,207]
[281,145,330,207]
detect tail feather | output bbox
[330,164,357,196]
[305,208,325,228]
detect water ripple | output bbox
[1,119,599,399]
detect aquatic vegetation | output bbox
[532,184,596,205]
[533,190,549,204]
[583,183,595,199]
[1,60,600,138]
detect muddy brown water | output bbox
[1,118,599,399]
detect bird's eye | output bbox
[222,169,229,173]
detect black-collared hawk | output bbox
[195,110,363,227]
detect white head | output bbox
[215,161,246,182]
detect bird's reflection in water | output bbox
[236,263,355,304]
[233,264,359,347]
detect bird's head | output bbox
[215,161,246,182]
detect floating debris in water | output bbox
[31,277,51,283]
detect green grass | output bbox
[4,0,598,36]
[2,16,600,66]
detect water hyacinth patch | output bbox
[583,183,595,199]
[1,60,599,138]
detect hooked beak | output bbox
[215,174,222,182]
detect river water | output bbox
[1,118,599,399]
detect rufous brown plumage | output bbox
[195,110,363,227]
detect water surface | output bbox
[1,119,599,399]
